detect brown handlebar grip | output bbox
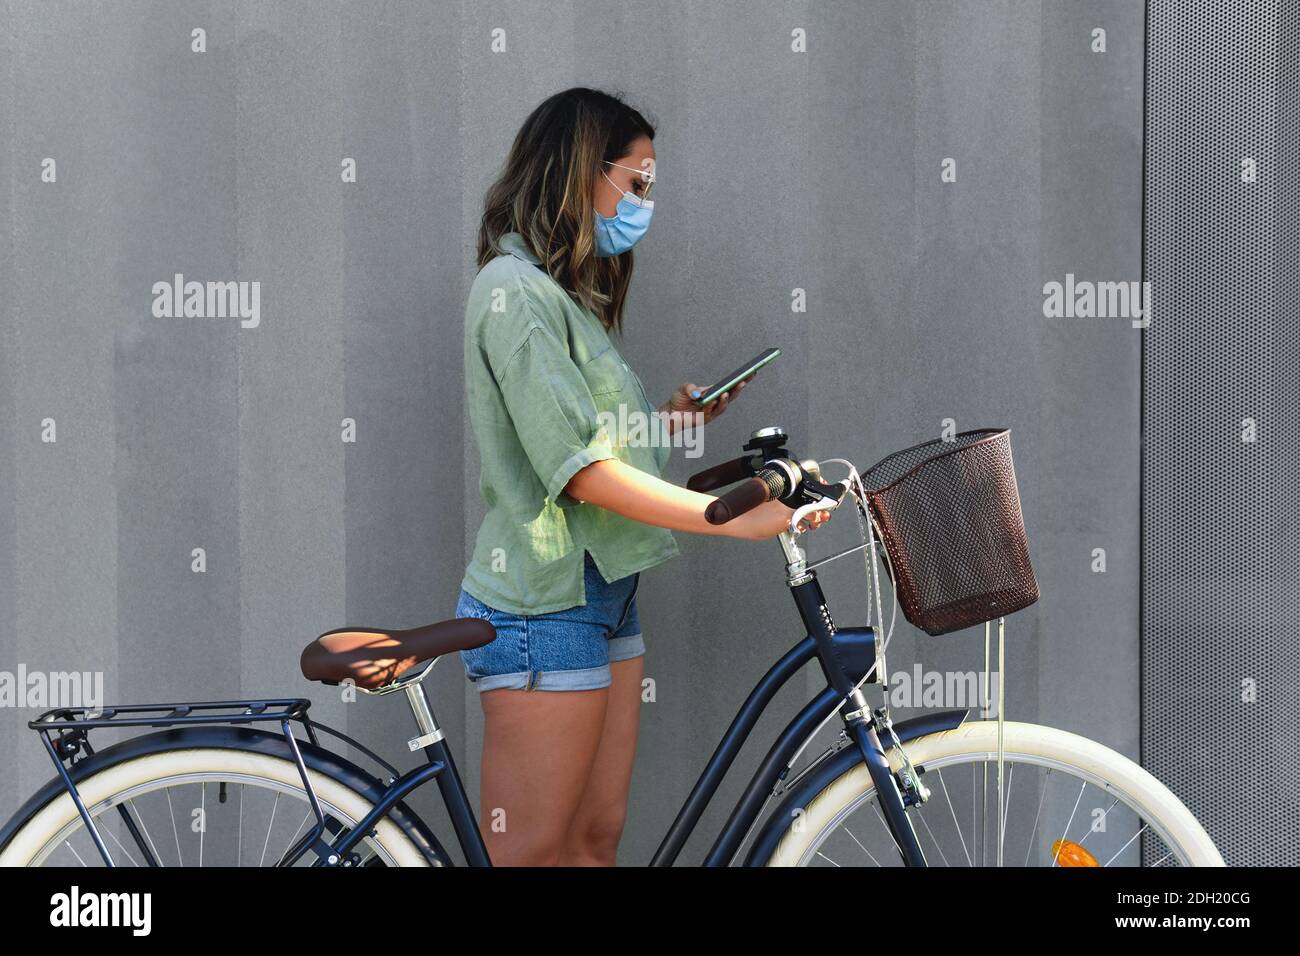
[686,456,751,492]
[704,469,787,524]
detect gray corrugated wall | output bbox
[0,0,1148,864]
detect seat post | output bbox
[403,676,443,752]
[398,663,493,865]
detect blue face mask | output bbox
[594,168,654,257]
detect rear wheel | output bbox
[766,721,1224,868]
[0,748,434,867]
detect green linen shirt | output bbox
[460,232,680,614]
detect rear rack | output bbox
[30,697,336,868]
[30,698,312,732]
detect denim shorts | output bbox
[456,552,643,692]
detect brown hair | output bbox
[477,88,655,333]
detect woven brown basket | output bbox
[859,429,1039,636]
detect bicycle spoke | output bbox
[916,809,951,866]
[258,792,282,868]
[1079,796,1122,852]
[102,820,141,867]
[868,798,906,862]
[127,798,165,868]
[998,764,1014,867]
[840,822,883,867]
[935,769,973,866]
[980,760,989,867]
[1051,782,1088,866]
[1024,769,1053,866]
[1103,823,1149,866]
[199,782,206,868]
[165,787,183,867]
[278,809,314,866]
[351,842,380,866]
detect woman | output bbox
[457,87,828,866]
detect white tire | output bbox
[0,748,432,867]
[767,721,1224,867]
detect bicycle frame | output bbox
[651,557,935,866]
[370,559,955,867]
[22,557,952,868]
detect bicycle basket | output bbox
[859,428,1039,636]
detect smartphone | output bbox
[695,347,781,406]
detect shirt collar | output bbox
[497,231,541,265]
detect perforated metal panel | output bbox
[1144,0,1300,865]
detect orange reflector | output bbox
[1051,839,1099,867]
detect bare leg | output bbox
[477,685,608,866]
[558,657,644,866]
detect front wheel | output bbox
[765,721,1224,867]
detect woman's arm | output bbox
[564,458,820,540]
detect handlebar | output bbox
[690,428,852,532]
[685,455,753,493]
[703,468,787,525]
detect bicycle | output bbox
[0,425,1224,867]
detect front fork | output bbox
[781,532,929,867]
[845,710,928,866]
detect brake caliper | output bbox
[874,707,930,807]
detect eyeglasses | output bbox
[604,160,656,200]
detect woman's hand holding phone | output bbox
[657,347,778,433]
[658,374,754,432]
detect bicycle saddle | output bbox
[300,619,495,690]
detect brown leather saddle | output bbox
[300,618,495,691]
